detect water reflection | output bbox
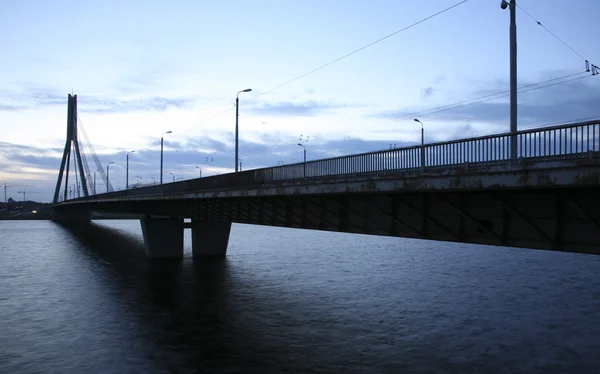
[3,220,600,373]
[59,222,302,373]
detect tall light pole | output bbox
[150,177,156,186]
[93,169,99,194]
[413,118,424,147]
[297,143,306,177]
[106,162,114,193]
[235,88,252,172]
[196,165,202,178]
[169,172,175,183]
[160,131,172,184]
[126,150,135,190]
[501,0,518,160]
[414,118,425,171]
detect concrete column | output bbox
[140,217,184,259]
[191,219,232,258]
[51,206,91,223]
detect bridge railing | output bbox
[75,119,600,200]
[260,119,600,182]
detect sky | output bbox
[1,0,599,202]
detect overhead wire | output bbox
[89,2,596,163]
[176,105,234,136]
[386,74,592,124]
[239,71,595,157]
[246,0,470,103]
[176,0,471,136]
[190,2,599,157]
[516,3,598,75]
[239,2,600,157]
[516,4,587,62]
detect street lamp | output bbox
[160,131,172,184]
[297,143,306,177]
[126,150,135,190]
[93,169,99,194]
[501,0,518,159]
[413,118,424,146]
[106,162,114,193]
[414,118,425,171]
[196,165,202,178]
[235,88,252,172]
[169,172,175,183]
[150,176,156,186]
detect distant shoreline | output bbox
[0,216,50,221]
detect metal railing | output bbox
[71,119,600,201]
[258,119,600,182]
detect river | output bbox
[1,220,599,373]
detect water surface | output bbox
[1,220,599,373]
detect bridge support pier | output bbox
[191,219,232,258]
[140,217,184,259]
[51,206,91,223]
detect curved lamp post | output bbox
[501,0,518,159]
[126,150,135,190]
[414,118,425,171]
[160,131,172,184]
[235,88,252,172]
[297,143,306,177]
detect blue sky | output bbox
[1,0,599,202]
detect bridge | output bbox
[52,95,600,258]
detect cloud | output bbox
[79,96,194,114]
[431,77,600,127]
[248,100,346,117]
[0,130,422,201]
[0,90,63,111]
[0,86,195,113]
[0,104,23,111]
[433,75,446,85]
[32,92,65,106]
[374,74,600,128]
[422,86,436,98]
[0,142,63,172]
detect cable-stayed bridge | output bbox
[52,95,600,258]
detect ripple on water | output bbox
[0,220,599,373]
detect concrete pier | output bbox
[51,206,91,223]
[140,217,184,259]
[191,219,232,258]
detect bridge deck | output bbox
[53,120,600,255]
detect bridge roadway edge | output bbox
[52,158,600,256]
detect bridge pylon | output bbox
[53,94,89,203]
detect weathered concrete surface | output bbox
[71,158,600,203]
[140,217,184,259]
[51,205,91,223]
[52,157,600,255]
[191,220,231,257]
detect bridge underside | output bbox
[83,186,600,255]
